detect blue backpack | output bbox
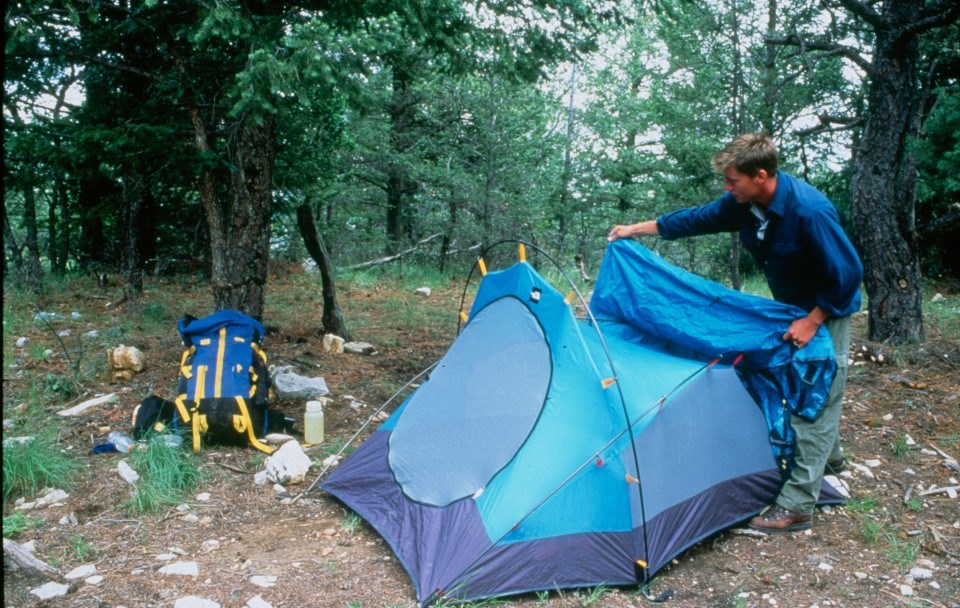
[134,310,288,453]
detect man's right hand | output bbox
[608,220,659,242]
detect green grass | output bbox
[124,435,205,514]
[2,436,80,502]
[68,533,94,561]
[885,533,920,572]
[846,496,878,514]
[339,509,362,534]
[3,513,44,537]
[890,434,912,460]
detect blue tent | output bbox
[322,240,843,605]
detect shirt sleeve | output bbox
[656,194,743,240]
[805,207,863,316]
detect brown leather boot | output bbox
[748,505,812,533]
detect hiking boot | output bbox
[748,505,812,533]
[824,458,847,475]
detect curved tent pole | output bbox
[298,360,440,499]
[453,239,653,582]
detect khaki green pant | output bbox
[775,315,851,516]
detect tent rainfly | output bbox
[322,240,844,605]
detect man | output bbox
[608,132,862,533]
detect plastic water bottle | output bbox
[304,400,325,445]
[108,431,135,453]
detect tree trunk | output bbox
[120,178,145,292]
[2,199,25,285]
[557,65,577,258]
[22,184,44,294]
[204,116,275,321]
[850,1,925,343]
[297,203,352,341]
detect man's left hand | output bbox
[783,306,830,349]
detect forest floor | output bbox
[2,262,959,608]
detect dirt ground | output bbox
[3,270,959,608]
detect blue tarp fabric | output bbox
[591,240,837,469]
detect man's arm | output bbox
[608,220,659,241]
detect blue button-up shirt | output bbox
[656,170,862,317]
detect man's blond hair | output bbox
[711,132,778,177]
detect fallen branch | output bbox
[918,485,959,497]
[3,538,59,578]
[344,234,441,271]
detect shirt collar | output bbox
[764,169,786,217]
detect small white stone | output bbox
[904,434,916,446]
[864,459,881,468]
[930,581,940,590]
[65,564,97,580]
[910,567,933,580]
[854,572,868,579]
[16,337,29,348]
[904,468,916,475]
[196,492,211,502]
[159,561,200,577]
[250,575,277,588]
[85,575,104,586]
[916,559,936,568]
[272,484,286,494]
[156,553,177,561]
[818,562,833,571]
[181,513,200,523]
[201,540,220,552]
[30,582,70,600]
[247,595,273,608]
[415,287,431,297]
[900,584,914,596]
[176,503,191,512]
[882,414,893,421]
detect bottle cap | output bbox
[306,400,324,413]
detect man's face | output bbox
[723,167,766,204]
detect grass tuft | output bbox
[124,435,204,514]
[2,437,79,502]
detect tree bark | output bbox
[849,0,930,343]
[205,116,275,321]
[21,184,44,295]
[2,199,25,285]
[297,203,351,341]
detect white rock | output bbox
[3,436,36,447]
[916,559,936,568]
[343,341,378,356]
[29,582,70,600]
[321,454,340,468]
[16,337,28,348]
[909,567,933,580]
[931,293,945,303]
[59,512,78,526]
[118,460,139,485]
[921,448,937,456]
[247,595,273,608]
[254,470,269,485]
[851,463,875,478]
[321,334,345,354]
[904,468,916,475]
[201,540,220,552]
[58,329,72,337]
[174,597,221,608]
[71,311,82,320]
[930,581,940,590]
[854,572,868,579]
[57,393,117,417]
[159,561,200,577]
[270,365,329,400]
[272,484,286,493]
[180,513,200,523]
[262,441,312,485]
[84,330,100,338]
[415,287,431,297]
[264,433,296,445]
[250,575,278,588]
[65,564,97,580]
[899,584,914,596]
[905,434,916,446]
[156,553,177,561]
[21,540,36,553]
[864,459,881,468]
[85,575,104,585]
[196,492,211,502]
[882,414,893,421]
[818,562,833,571]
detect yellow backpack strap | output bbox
[191,407,208,452]
[173,396,192,423]
[235,397,274,454]
[179,347,195,379]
